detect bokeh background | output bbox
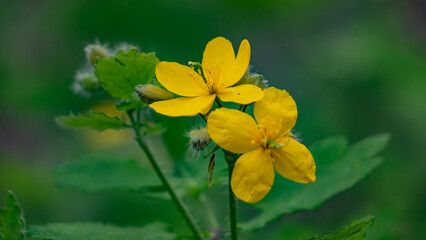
[1,0,425,239]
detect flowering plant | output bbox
[0,37,389,240]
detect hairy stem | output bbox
[127,111,205,240]
[224,151,238,240]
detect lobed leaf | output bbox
[27,222,177,240]
[55,157,162,192]
[95,49,159,100]
[240,134,390,231]
[0,191,25,240]
[308,215,374,240]
[55,112,129,131]
[54,155,227,202]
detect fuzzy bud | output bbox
[188,127,211,151]
[72,71,99,95]
[85,43,110,65]
[114,42,139,53]
[135,84,174,104]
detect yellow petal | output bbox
[272,136,316,183]
[231,147,275,203]
[219,39,251,89]
[202,37,235,76]
[150,95,215,117]
[202,37,251,91]
[207,108,261,153]
[216,84,264,105]
[254,87,297,136]
[156,62,209,97]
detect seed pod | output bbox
[188,127,211,151]
[135,84,175,104]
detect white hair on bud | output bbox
[71,67,98,97]
[84,39,112,65]
[290,130,303,143]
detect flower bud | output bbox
[235,67,268,89]
[135,84,174,104]
[188,127,211,151]
[85,43,110,65]
[72,71,99,96]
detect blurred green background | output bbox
[1,0,425,239]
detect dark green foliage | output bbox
[27,222,177,240]
[240,134,390,231]
[54,155,227,200]
[0,191,25,240]
[55,112,129,131]
[308,216,374,240]
[55,157,162,192]
[154,115,191,162]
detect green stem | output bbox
[204,144,220,159]
[224,151,238,240]
[241,104,249,113]
[136,108,141,123]
[127,111,205,240]
[215,97,223,108]
[198,113,207,123]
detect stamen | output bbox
[266,140,282,149]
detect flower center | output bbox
[203,63,224,94]
[266,139,283,149]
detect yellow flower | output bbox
[207,87,316,203]
[150,37,264,117]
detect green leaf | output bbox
[55,112,129,131]
[27,222,177,240]
[95,49,159,100]
[55,157,162,192]
[309,216,375,240]
[0,191,25,240]
[240,133,390,231]
[54,153,227,201]
[142,122,165,135]
[116,100,146,112]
